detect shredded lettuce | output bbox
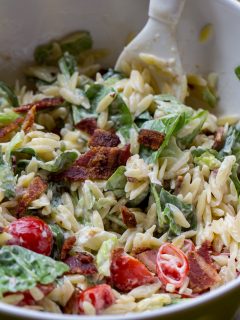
[140,113,186,163]
[36,151,78,172]
[0,245,69,294]
[220,124,240,160]
[5,131,24,163]
[177,110,208,147]
[151,185,196,237]
[96,237,118,276]
[34,31,92,65]
[0,110,19,125]
[58,52,78,76]
[0,81,19,108]
[49,224,65,260]
[193,149,221,170]
[235,65,240,81]
[0,147,16,198]
[105,166,127,198]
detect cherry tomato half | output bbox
[156,243,189,289]
[110,248,155,292]
[79,284,115,314]
[7,216,53,256]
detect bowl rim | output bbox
[1,0,240,319]
[0,277,240,319]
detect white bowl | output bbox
[0,0,240,319]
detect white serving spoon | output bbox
[115,0,186,101]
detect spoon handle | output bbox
[149,0,186,25]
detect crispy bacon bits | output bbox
[121,206,137,228]
[17,176,48,216]
[212,127,225,151]
[75,118,97,135]
[15,97,64,113]
[22,105,36,133]
[89,129,120,148]
[0,117,23,139]
[60,236,76,260]
[64,252,97,275]
[138,129,165,151]
[188,242,220,293]
[62,145,131,181]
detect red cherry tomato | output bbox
[110,248,155,292]
[181,239,195,255]
[79,284,115,314]
[156,243,189,289]
[7,216,53,256]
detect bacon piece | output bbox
[17,176,47,216]
[15,97,64,113]
[60,236,76,260]
[89,129,120,148]
[188,242,220,293]
[136,249,158,273]
[121,206,137,228]
[63,145,131,181]
[212,127,224,151]
[75,118,97,135]
[21,105,36,133]
[64,252,97,275]
[138,129,165,151]
[0,117,23,139]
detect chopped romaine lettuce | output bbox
[177,110,208,147]
[49,224,65,260]
[235,66,240,80]
[140,113,186,163]
[0,147,16,198]
[151,185,196,237]
[36,151,78,172]
[58,52,78,76]
[96,237,118,276]
[0,110,19,125]
[105,166,127,198]
[193,150,221,170]
[0,81,19,108]
[0,245,69,294]
[230,164,240,195]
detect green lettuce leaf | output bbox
[109,94,133,139]
[105,166,127,198]
[49,224,65,260]
[140,114,186,163]
[5,131,24,163]
[230,164,240,195]
[0,245,69,294]
[219,124,240,160]
[154,94,193,119]
[37,151,78,172]
[0,148,15,198]
[102,69,126,86]
[193,149,221,170]
[96,237,118,276]
[177,110,208,147]
[59,31,92,56]
[0,111,19,125]
[34,31,92,65]
[0,81,19,108]
[234,66,240,81]
[151,185,196,237]
[58,52,78,76]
